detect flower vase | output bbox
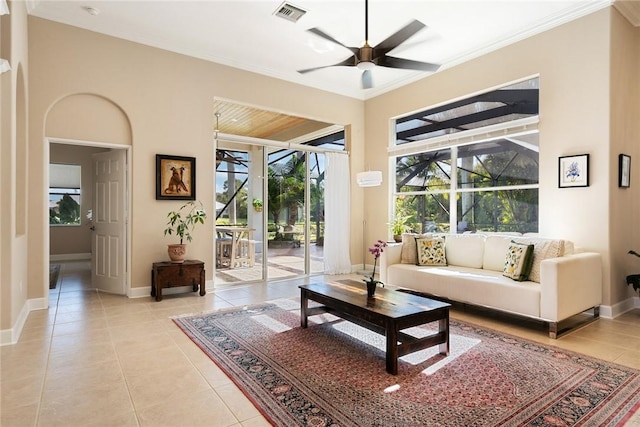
[366,281,377,298]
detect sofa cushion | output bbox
[483,235,512,272]
[513,237,565,283]
[503,241,534,281]
[415,237,447,266]
[444,234,485,268]
[401,233,432,264]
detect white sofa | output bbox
[380,233,602,338]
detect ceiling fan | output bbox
[297,0,440,89]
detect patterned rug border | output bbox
[173,299,640,427]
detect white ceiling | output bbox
[26,0,620,100]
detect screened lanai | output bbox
[392,77,540,235]
[212,99,345,285]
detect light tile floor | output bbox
[1,261,639,426]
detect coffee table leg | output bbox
[386,322,399,375]
[439,312,450,356]
[300,290,309,328]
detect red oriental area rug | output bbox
[173,300,640,427]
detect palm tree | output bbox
[267,154,306,239]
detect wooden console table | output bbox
[151,260,205,301]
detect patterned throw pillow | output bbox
[415,237,447,266]
[401,233,432,264]
[503,241,535,281]
[512,238,565,283]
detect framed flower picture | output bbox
[559,154,589,188]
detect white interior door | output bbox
[92,149,127,294]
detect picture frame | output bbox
[619,154,631,188]
[156,154,196,200]
[559,154,589,188]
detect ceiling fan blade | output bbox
[376,55,440,72]
[307,27,359,56]
[361,70,373,89]
[297,57,357,74]
[373,20,426,58]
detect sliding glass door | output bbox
[215,144,325,285]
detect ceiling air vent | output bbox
[274,2,307,23]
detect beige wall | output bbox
[49,144,109,256]
[26,17,365,300]
[1,0,30,335]
[364,8,637,308]
[610,9,640,303]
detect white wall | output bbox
[1,0,32,340]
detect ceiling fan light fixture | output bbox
[356,61,375,71]
[297,0,439,88]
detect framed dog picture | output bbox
[156,154,196,200]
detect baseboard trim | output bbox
[0,297,49,346]
[352,264,372,275]
[604,296,640,318]
[50,253,91,262]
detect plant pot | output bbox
[254,206,263,212]
[168,244,187,263]
[394,235,402,243]
[366,281,377,298]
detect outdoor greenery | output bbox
[390,206,412,237]
[49,194,81,225]
[216,178,248,219]
[395,145,539,234]
[268,156,305,238]
[215,149,326,244]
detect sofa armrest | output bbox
[380,243,402,282]
[539,252,602,322]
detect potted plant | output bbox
[390,213,411,242]
[164,200,207,263]
[252,198,263,212]
[364,240,387,297]
[627,250,640,292]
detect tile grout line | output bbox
[99,290,144,427]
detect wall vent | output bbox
[274,2,307,23]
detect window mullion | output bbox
[450,147,458,232]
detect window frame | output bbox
[49,163,82,226]
[389,92,540,235]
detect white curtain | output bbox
[324,152,352,274]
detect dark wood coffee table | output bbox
[299,281,450,375]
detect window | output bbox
[49,164,81,225]
[392,78,539,234]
